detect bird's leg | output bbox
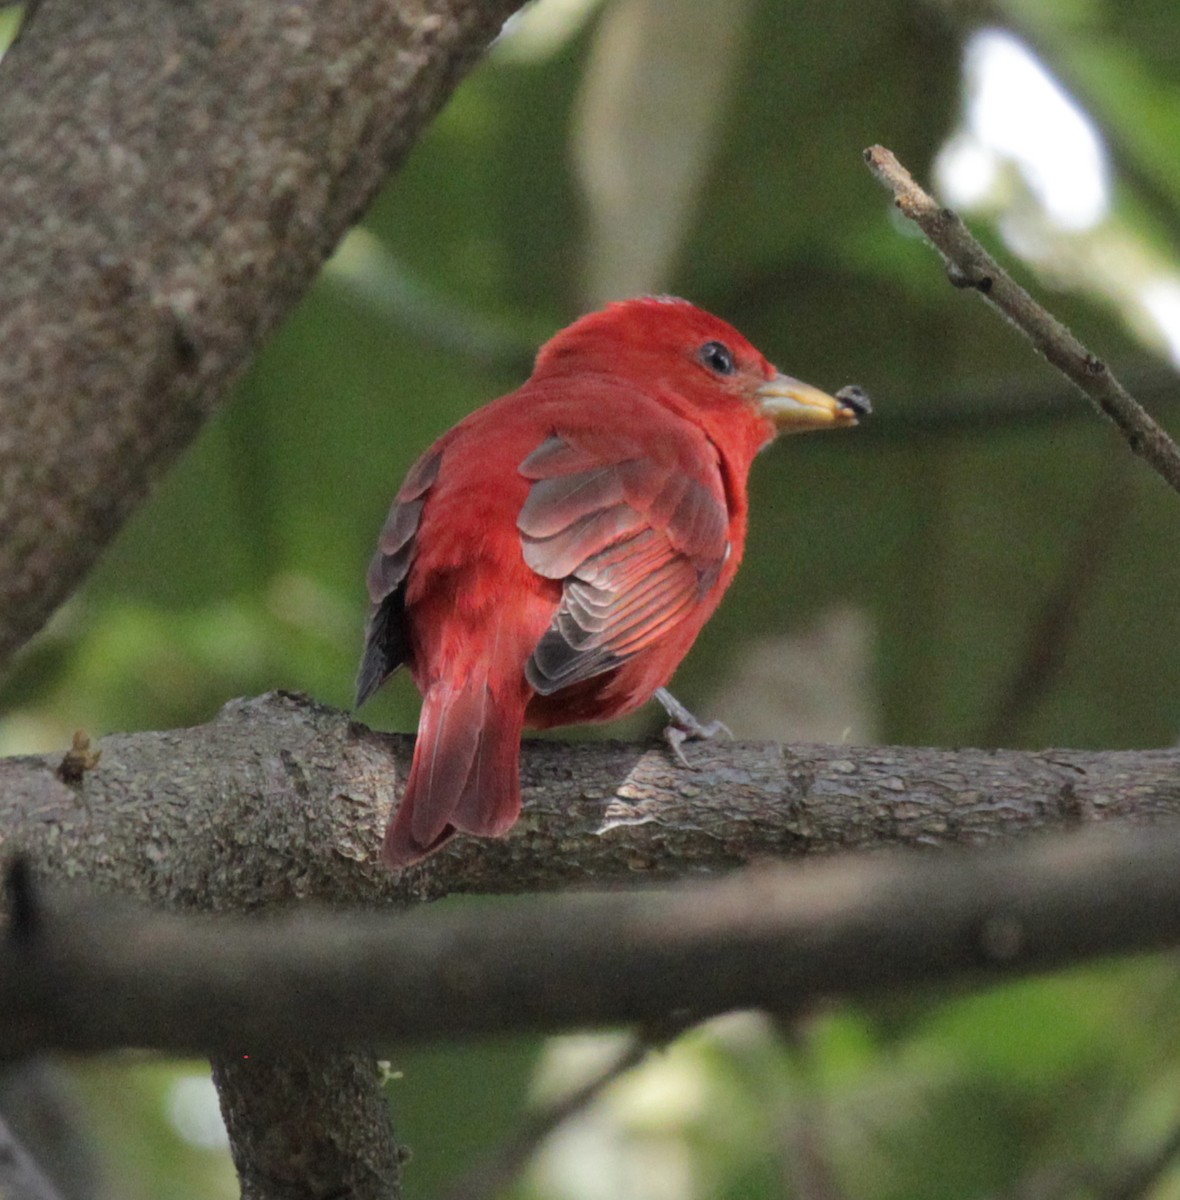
[654,687,732,769]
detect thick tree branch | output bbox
[0,0,521,667]
[5,823,1180,1056]
[863,145,1180,496]
[5,687,1177,1196]
[211,1051,402,1200]
[3,692,1180,1056]
[2,691,1178,905]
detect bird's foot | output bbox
[654,687,731,769]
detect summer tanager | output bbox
[357,297,868,867]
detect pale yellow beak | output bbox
[756,375,870,433]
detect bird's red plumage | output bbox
[358,297,862,867]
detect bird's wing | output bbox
[355,445,443,706]
[517,433,730,695]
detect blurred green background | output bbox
[5,0,1180,1195]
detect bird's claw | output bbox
[654,687,731,769]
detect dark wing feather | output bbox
[355,447,443,707]
[518,435,729,697]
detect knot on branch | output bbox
[946,262,993,293]
[56,730,101,785]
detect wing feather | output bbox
[520,504,648,579]
[356,446,443,707]
[518,434,729,698]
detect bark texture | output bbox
[211,1051,402,1200]
[3,691,1178,903]
[0,0,519,666]
[4,689,1180,1196]
[0,4,524,1192]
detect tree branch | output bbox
[5,823,1180,1056]
[0,1061,98,1200]
[863,145,1180,497]
[3,691,1179,904]
[979,459,1130,746]
[1099,1121,1180,1200]
[211,1051,402,1200]
[0,0,521,668]
[440,1036,654,1200]
[6,688,1179,1195]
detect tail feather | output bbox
[382,676,525,869]
[452,698,525,838]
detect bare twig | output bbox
[999,1117,1180,1200]
[864,362,1180,441]
[980,459,1130,745]
[863,145,1180,496]
[7,825,1180,1057]
[441,1037,653,1200]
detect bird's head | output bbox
[531,296,869,457]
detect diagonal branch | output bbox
[979,458,1130,746]
[440,1036,654,1200]
[1099,1120,1180,1200]
[863,145,1180,496]
[0,5,531,1189]
[0,0,522,669]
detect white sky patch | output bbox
[939,28,1110,231]
[936,133,1001,209]
[166,1074,231,1151]
[496,0,603,61]
[1140,279,1180,365]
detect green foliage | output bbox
[8,0,1180,1193]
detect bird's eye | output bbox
[699,341,736,376]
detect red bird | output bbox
[357,297,867,867]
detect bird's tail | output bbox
[382,674,526,869]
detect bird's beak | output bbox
[756,375,871,433]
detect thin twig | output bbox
[440,1036,653,1200]
[863,145,1180,497]
[980,459,1130,745]
[998,1117,1180,1200]
[778,1020,848,1200]
[859,362,1180,441]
